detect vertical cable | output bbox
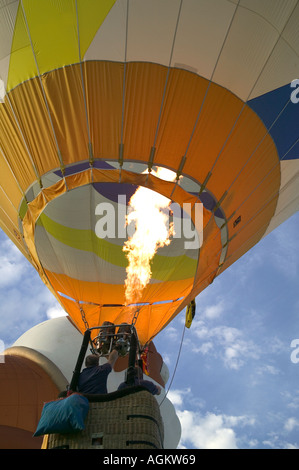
[20,0,66,177]
[184,0,242,163]
[0,143,27,200]
[159,324,186,408]
[150,0,183,168]
[75,0,94,166]
[3,88,42,188]
[119,0,130,173]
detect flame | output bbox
[123,167,176,306]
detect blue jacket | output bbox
[118,377,160,395]
[78,363,112,394]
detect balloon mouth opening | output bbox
[18,160,225,260]
[19,159,225,217]
[18,165,206,305]
[56,289,184,307]
[16,162,228,342]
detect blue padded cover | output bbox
[34,393,89,436]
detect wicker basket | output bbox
[44,387,164,449]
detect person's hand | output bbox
[108,348,119,367]
[113,341,123,352]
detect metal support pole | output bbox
[126,330,137,386]
[69,329,91,392]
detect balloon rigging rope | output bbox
[159,324,186,408]
[20,0,64,174]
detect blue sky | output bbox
[155,211,299,449]
[0,211,298,449]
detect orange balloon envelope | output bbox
[0,1,298,345]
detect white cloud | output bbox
[284,443,299,449]
[257,364,280,376]
[170,388,255,449]
[46,305,67,319]
[0,239,27,288]
[284,417,299,432]
[167,388,191,408]
[224,415,255,427]
[248,438,259,447]
[202,301,225,320]
[191,320,259,370]
[177,410,255,449]
[0,234,64,346]
[281,390,299,410]
[262,437,278,448]
[165,326,181,341]
[0,257,25,287]
[196,341,214,355]
[262,435,299,450]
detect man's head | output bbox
[85,354,99,367]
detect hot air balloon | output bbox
[0,0,298,449]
